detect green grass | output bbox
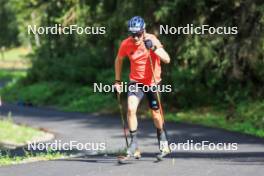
[0,116,46,145]
[0,47,30,62]
[165,102,264,138]
[0,150,64,166]
[0,116,65,166]
[0,47,29,80]
[0,69,27,80]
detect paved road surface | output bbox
[0,103,264,176]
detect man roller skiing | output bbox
[114,16,171,162]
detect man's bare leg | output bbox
[151,109,164,129]
[127,95,140,131]
[151,108,170,159]
[126,95,141,158]
[151,109,168,144]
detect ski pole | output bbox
[143,34,166,125]
[116,91,129,148]
[147,50,166,126]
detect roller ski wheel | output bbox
[117,149,141,164]
[156,150,170,161]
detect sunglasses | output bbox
[131,32,144,38]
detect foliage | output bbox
[0,0,19,47]
[1,0,264,137]
[3,0,262,106]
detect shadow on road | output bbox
[57,151,264,165]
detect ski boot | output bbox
[118,142,141,164]
[156,140,171,161]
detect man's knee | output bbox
[127,108,137,117]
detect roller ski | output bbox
[117,149,141,164]
[117,140,141,164]
[156,128,171,161]
[156,140,171,161]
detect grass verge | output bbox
[166,101,264,138]
[0,150,64,166]
[0,116,46,145]
[0,116,64,166]
[0,46,29,80]
[0,47,30,70]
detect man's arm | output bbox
[144,37,171,64]
[115,56,124,81]
[154,48,170,64]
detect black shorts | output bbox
[127,82,160,110]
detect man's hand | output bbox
[144,39,170,64]
[144,39,154,50]
[114,81,122,94]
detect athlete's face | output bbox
[131,31,144,45]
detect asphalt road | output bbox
[0,103,264,176]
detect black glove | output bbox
[144,39,153,50]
